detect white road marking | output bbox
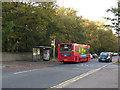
[14,69,39,74]
[49,62,113,88]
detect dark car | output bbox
[98,52,112,62]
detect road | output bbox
[65,62,118,88]
[2,56,118,88]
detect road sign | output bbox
[51,39,55,59]
[51,39,55,46]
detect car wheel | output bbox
[110,59,112,62]
[48,58,50,61]
[79,58,81,63]
[86,57,88,62]
[108,59,110,63]
[99,60,101,62]
[111,57,112,62]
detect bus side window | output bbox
[85,48,89,54]
[85,48,88,54]
[79,47,81,55]
[83,48,86,54]
[75,46,79,53]
[87,48,89,54]
[75,46,77,53]
[82,48,83,54]
[83,48,85,54]
[77,46,79,53]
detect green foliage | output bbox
[83,20,118,54]
[105,1,119,58]
[2,2,118,54]
[105,1,120,32]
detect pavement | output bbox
[0,59,61,70]
[64,62,119,88]
[1,56,119,69]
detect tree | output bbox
[2,2,57,52]
[106,1,120,32]
[55,7,86,44]
[2,2,117,56]
[105,0,120,62]
[82,20,99,53]
[98,28,117,52]
[82,19,117,54]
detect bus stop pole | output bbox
[53,46,54,59]
[53,39,55,59]
[51,39,55,59]
[54,45,55,59]
[53,45,55,59]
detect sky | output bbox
[56,0,118,24]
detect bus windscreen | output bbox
[60,44,72,51]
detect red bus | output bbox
[58,43,90,63]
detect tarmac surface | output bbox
[65,63,119,88]
[1,56,119,89]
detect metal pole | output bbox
[54,45,55,59]
[54,39,55,59]
[53,46,54,59]
[52,39,55,59]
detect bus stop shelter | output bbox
[32,46,51,61]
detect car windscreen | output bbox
[60,44,72,51]
[100,53,109,57]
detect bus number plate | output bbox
[64,59,68,61]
